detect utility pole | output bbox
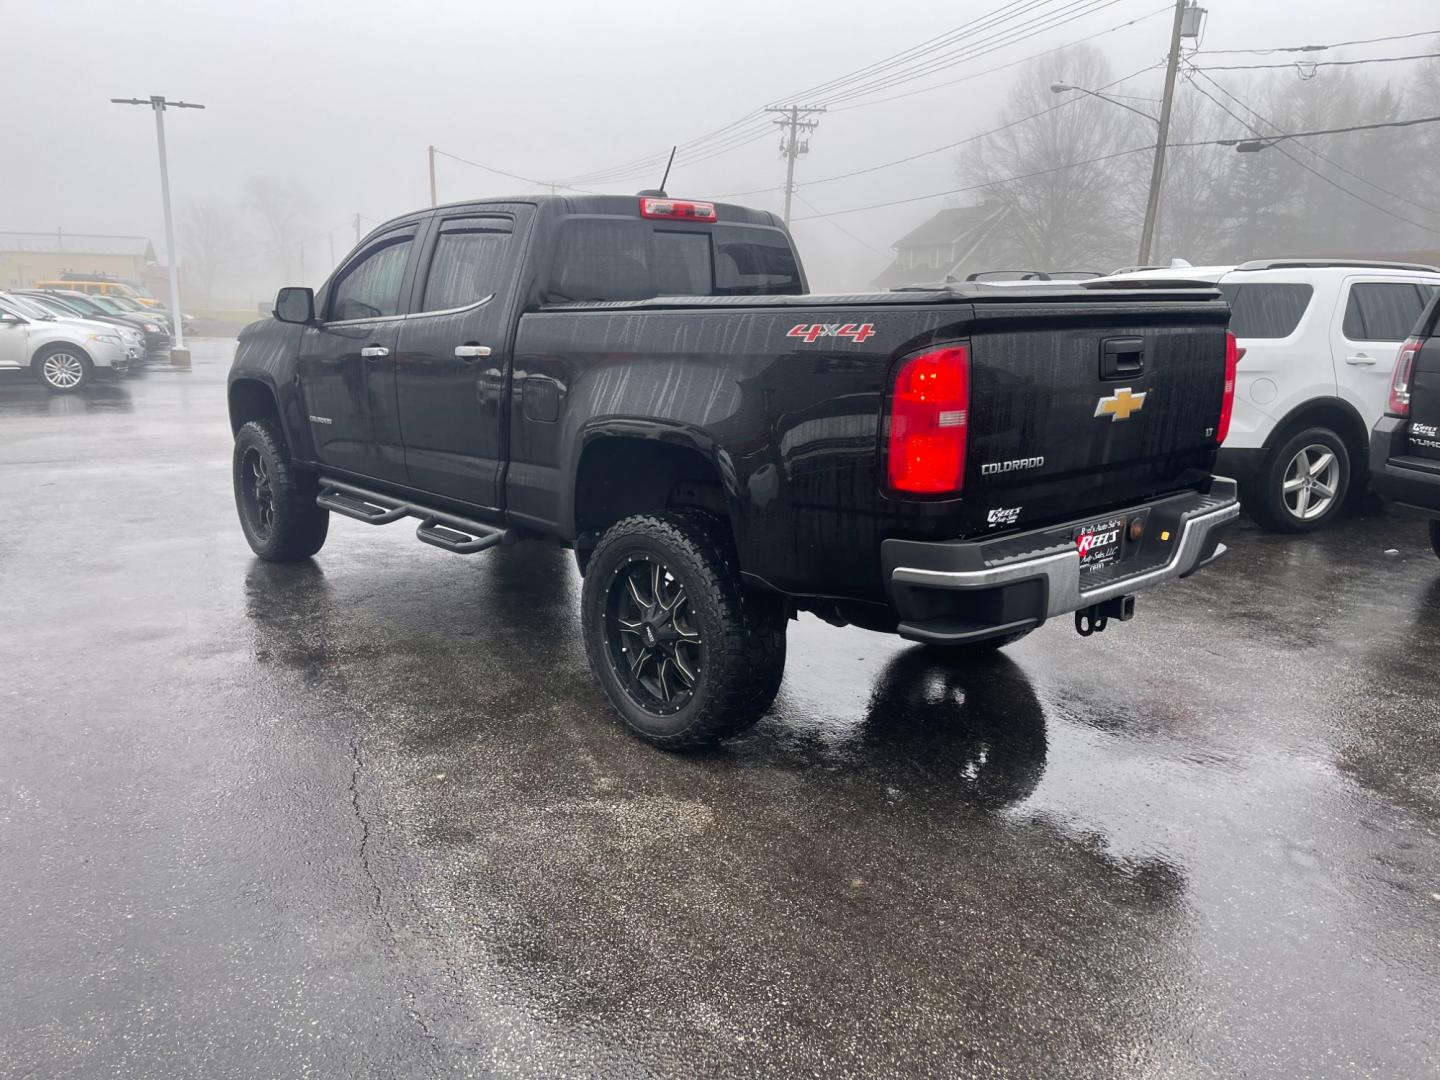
[766,106,825,226]
[1138,0,1191,266]
[110,94,204,366]
[428,145,438,207]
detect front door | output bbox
[393,207,530,509]
[297,227,420,483]
[1334,278,1433,431]
[0,310,29,370]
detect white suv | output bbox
[1102,260,1440,531]
[0,292,134,392]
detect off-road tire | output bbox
[1430,519,1440,560]
[925,627,1034,653]
[233,420,329,562]
[36,345,93,393]
[581,510,787,749]
[1247,426,1350,533]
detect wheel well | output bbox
[1266,398,1369,459]
[228,378,281,436]
[573,437,729,558]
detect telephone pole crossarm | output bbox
[765,105,826,226]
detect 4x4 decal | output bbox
[787,322,876,344]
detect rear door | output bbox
[1404,291,1440,462]
[393,205,532,509]
[297,225,421,483]
[1334,278,1433,431]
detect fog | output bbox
[8,0,1437,300]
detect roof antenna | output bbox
[638,146,677,198]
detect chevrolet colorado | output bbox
[228,194,1240,747]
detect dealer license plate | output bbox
[1073,516,1125,571]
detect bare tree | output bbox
[242,176,316,282]
[180,201,243,305]
[958,45,1143,271]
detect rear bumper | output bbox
[1370,417,1440,513]
[882,478,1240,645]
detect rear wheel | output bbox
[581,511,787,749]
[1247,427,1350,533]
[37,346,92,393]
[233,420,329,562]
[1430,519,1440,560]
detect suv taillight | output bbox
[888,346,970,494]
[1388,336,1421,417]
[1217,331,1240,444]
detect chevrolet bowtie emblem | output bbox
[1095,387,1147,421]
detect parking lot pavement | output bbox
[2,340,1439,1078]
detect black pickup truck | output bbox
[228,193,1240,747]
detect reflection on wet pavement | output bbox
[3,342,1439,1077]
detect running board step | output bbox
[316,479,515,555]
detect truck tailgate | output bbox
[959,300,1229,535]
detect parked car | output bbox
[1100,260,1440,531]
[34,276,162,309]
[228,193,1240,748]
[1370,288,1440,557]
[1,292,146,367]
[21,289,171,359]
[92,293,191,337]
[0,293,131,391]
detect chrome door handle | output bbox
[455,345,492,359]
[360,346,389,359]
[1345,354,1376,366]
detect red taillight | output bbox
[1388,336,1421,417]
[639,197,717,222]
[888,346,970,494]
[1217,331,1240,444]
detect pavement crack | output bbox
[347,731,438,1048]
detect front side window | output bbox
[420,220,513,312]
[1219,283,1314,339]
[1343,282,1427,342]
[329,236,413,321]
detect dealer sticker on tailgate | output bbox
[1073,516,1124,570]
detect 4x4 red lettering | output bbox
[787,322,876,345]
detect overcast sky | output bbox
[9,0,1434,291]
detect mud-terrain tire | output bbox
[232,420,329,562]
[581,510,787,749]
[36,345,93,393]
[1247,426,1350,533]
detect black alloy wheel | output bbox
[603,555,704,715]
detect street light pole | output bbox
[111,95,204,366]
[1138,0,1189,266]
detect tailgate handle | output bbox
[1101,337,1144,379]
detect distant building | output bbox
[870,203,1011,290]
[0,231,160,293]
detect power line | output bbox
[790,144,1156,220]
[1194,51,1440,72]
[790,192,891,257]
[1184,72,1440,234]
[1184,68,1440,217]
[1197,28,1440,55]
[431,148,596,194]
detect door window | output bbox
[329,235,414,321]
[419,219,514,312]
[1218,283,1312,338]
[1342,282,1427,342]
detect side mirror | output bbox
[0,311,24,325]
[273,286,315,325]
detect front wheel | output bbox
[232,420,329,562]
[36,346,92,393]
[581,511,787,749]
[1247,427,1350,533]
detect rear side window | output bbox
[1343,282,1428,342]
[420,218,514,312]
[544,218,802,303]
[330,234,413,321]
[1218,283,1313,338]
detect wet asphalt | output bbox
[2,341,1439,1079]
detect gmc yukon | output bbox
[228,194,1240,748]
